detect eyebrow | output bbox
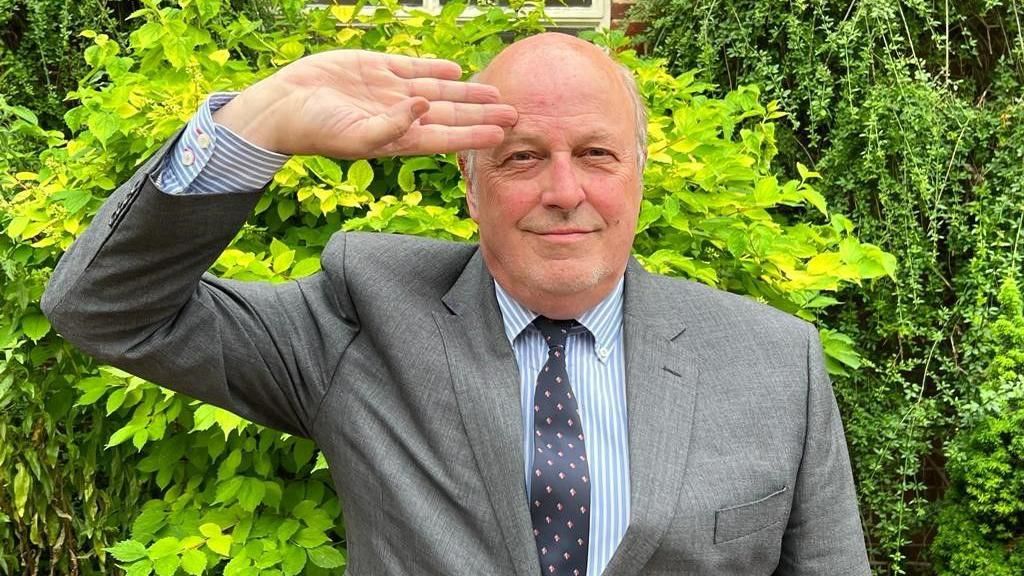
[493,129,622,154]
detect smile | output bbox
[530,230,594,244]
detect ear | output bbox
[458,152,480,221]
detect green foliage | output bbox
[2,0,892,574]
[0,0,136,129]
[932,277,1024,574]
[630,0,1024,572]
[0,0,312,130]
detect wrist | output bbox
[211,82,287,153]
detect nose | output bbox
[539,153,585,211]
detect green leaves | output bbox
[108,540,149,562]
[308,545,346,569]
[397,157,439,192]
[13,465,31,517]
[347,159,375,192]
[631,49,892,365]
[181,549,208,575]
[292,527,329,548]
[20,314,51,341]
[201,523,234,558]
[935,276,1024,572]
[3,0,898,574]
[281,546,306,575]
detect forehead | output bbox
[485,52,635,145]
[490,49,624,109]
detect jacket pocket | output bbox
[714,485,789,544]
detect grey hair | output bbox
[459,61,648,188]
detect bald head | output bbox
[476,33,619,86]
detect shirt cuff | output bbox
[153,92,291,195]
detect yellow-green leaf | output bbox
[180,549,207,576]
[209,49,230,66]
[108,540,148,562]
[207,534,232,556]
[348,160,374,192]
[291,257,321,278]
[199,523,222,538]
[147,537,180,559]
[308,545,346,569]
[13,465,31,516]
[21,314,51,341]
[281,546,306,576]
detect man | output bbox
[42,33,870,575]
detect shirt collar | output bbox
[493,277,624,355]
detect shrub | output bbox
[1,0,891,573]
[629,1,1024,572]
[932,277,1024,574]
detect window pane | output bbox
[440,0,593,7]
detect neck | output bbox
[492,273,623,320]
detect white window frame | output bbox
[311,0,611,30]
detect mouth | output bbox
[529,229,595,243]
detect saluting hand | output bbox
[213,49,517,158]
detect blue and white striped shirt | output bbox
[494,282,630,576]
[154,93,288,195]
[156,94,632,575]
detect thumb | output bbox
[365,97,430,147]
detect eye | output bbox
[582,148,612,158]
[509,151,535,162]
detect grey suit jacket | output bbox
[41,140,871,575]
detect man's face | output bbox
[465,37,643,315]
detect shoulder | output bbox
[323,230,476,268]
[635,269,816,353]
[319,230,477,301]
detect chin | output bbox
[529,262,613,297]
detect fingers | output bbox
[385,53,463,81]
[407,78,502,104]
[356,97,432,152]
[419,102,518,128]
[385,124,508,157]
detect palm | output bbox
[265,50,516,159]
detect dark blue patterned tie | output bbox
[530,317,590,576]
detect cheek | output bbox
[478,181,539,224]
[590,183,641,224]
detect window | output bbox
[318,0,611,31]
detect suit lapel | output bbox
[434,254,699,576]
[602,259,699,576]
[433,251,538,576]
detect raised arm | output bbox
[41,50,516,437]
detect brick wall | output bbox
[610,0,646,38]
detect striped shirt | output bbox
[155,94,632,574]
[154,93,288,195]
[495,281,630,576]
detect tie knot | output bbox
[533,316,580,349]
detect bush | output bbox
[629,0,1024,572]
[1,0,891,573]
[932,277,1024,574]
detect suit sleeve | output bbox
[775,324,871,576]
[41,139,357,438]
